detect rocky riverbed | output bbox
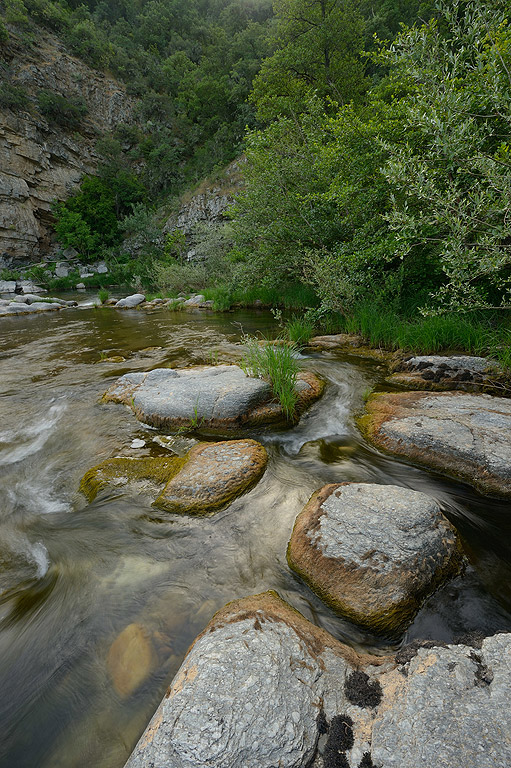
[0,313,510,768]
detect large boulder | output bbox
[154,439,267,515]
[287,483,461,637]
[115,294,146,308]
[371,633,511,768]
[103,365,324,433]
[360,391,511,497]
[388,354,505,393]
[123,592,384,768]
[123,592,511,768]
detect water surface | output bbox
[0,304,510,768]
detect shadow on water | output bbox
[0,308,510,767]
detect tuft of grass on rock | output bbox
[239,333,299,419]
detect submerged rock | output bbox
[123,592,383,768]
[360,391,511,497]
[107,623,156,698]
[115,294,146,308]
[287,483,461,637]
[103,365,324,433]
[79,456,184,502]
[388,354,505,393]
[154,439,267,515]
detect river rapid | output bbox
[0,302,510,768]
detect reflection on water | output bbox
[0,305,510,768]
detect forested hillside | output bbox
[2,0,511,334]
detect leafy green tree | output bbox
[251,0,367,120]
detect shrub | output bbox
[0,83,29,111]
[37,89,87,130]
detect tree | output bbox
[251,0,367,120]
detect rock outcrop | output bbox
[123,592,511,768]
[103,365,324,433]
[360,391,511,497]
[287,483,461,636]
[0,29,135,262]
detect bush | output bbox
[0,83,29,110]
[37,90,87,130]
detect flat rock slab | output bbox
[103,365,323,432]
[123,592,382,768]
[361,391,511,497]
[154,439,267,515]
[0,301,62,316]
[307,334,392,362]
[372,633,511,768]
[388,354,505,393]
[287,483,460,637]
[80,440,267,515]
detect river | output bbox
[0,301,510,768]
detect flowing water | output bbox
[0,301,510,768]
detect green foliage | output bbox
[5,0,30,26]
[37,89,87,130]
[239,334,299,419]
[0,18,9,40]
[285,315,316,346]
[0,82,29,110]
[98,288,109,303]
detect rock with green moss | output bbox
[287,483,461,637]
[79,440,267,515]
[79,456,184,502]
[154,439,267,515]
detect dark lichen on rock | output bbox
[344,671,382,709]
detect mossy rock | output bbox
[80,456,184,502]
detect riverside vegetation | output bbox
[2,0,510,363]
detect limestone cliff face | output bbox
[0,30,135,263]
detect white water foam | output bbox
[0,401,67,466]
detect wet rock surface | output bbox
[123,592,511,768]
[361,391,511,497]
[388,354,505,393]
[107,623,156,698]
[103,365,323,432]
[154,439,267,515]
[287,483,460,636]
[123,592,383,768]
[115,294,146,308]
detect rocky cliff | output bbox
[0,28,135,263]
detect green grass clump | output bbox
[285,314,316,346]
[98,288,109,304]
[239,335,299,419]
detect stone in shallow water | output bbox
[107,623,155,698]
[154,439,267,515]
[287,482,461,637]
[360,391,511,497]
[123,592,381,768]
[103,365,323,432]
[79,456,183,502]
[115,293,146,308]
[388,354,504,393]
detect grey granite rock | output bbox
[372,633,511,768]
[103,365,323,432]
[182,294,205,307]
[115,293,146,308]
[0,280,16,293]
[388,354,504,393]
[288,483,460,636]
[362,391,511,497]
[123,592,382,768]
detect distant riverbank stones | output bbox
[80,439,267,516]
[387,355,505,393]
[287,483,461,637]
[360,391,511,497]
[103,364,324,432]
[123,591,384,768]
